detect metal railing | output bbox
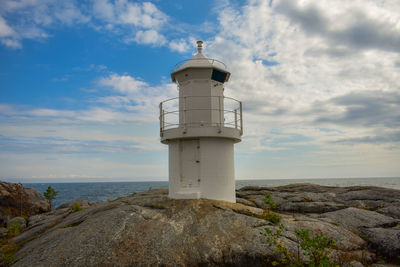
[173,58,227,71]
[159,96,242,135]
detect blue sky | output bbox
[1,0,400,182]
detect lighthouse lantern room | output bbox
[159,41,243,203]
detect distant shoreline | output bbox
[1,176,399,184]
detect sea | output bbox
[22,177,400,208]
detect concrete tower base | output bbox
[168,137,236,203]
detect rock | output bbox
[318,208,398,233]
[283,215,367,251]
[7,216,27,231]
[28,208,70,227]
[14,195,279,266]
[56,200,93,210]
[235,197,257,207]
[376,206,400,219]
[0,181,50,217]
[347,260,364,267]
[13,212,67,245]
[237,184,400,213]
[8,184,400,266]
[360,228,400,262]
[279,201,346,213]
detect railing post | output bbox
[234,108,238,129]
[159,103,163,136]
[239,101,243,135]
[183,96,187,133]
[219,96,222,131]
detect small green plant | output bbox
[262,224,297,266]
[0,242,20,266]
[71,203,83,212]
[264,193,277,210]
[262,210,281,224]
[43,186,58,210]
[295,229,336,266]
[0,251,15,266]
[262,226,337,266]
[7,221,20,237]
[261,193,281,224]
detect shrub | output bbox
[43,186,58,210]
[262,226,337,266]
[264,193,277,210]
[261,209,281,225]
[295,229,336,266]
[261,193,281,224]
[7,221,20,237]
[71,203,83,212]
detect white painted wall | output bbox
[168,137,236,202]
[199,138,235,202]
[177,69,224,128]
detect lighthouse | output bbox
[159,41,242,203]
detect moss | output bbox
[300,197,313,202]
[360,235,370,243]
[60,224,74,229]
[145,204,165,209]
[328,221,339,226]
[248,198,257,204]
[71,203,83,212]
[59,220,83,229]
[0,241,21,266]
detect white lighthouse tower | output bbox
[159,41,242,203]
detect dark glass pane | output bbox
[211,69,227,83]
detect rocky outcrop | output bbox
[56,200,92,210]
[0,182,50,221]
[3,184,400,266]
[237,183,400,264]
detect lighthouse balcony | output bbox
[159,96,243,143]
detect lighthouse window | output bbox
[211,69,227,83]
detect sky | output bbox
[0,0,400,183]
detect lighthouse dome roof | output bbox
[171,41,229,76]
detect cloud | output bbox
[169,38,194,53]
[201,0,400,155]
[97,73,176,122]
[275,0,400,54]
[0,38,21,49]
[92,1,168,28]
[98,73,147,94]
[0,134,155,154]
[312,91,400,128]
[1,71,176,125]
[0,16,14,37]
[0,0,87,48]
[91,1,168,46]
[132,30,166,46]
[0,0,169,48]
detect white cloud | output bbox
[133,29,166,46]
[98,73,147,94]
[97,73,176,122]
[92,0,115,21]
[0,38,21,48]
[169,38,193,53]
[93,1,168,28]
[0,16,14,37]
[0,0,168,48]
[202,0,400,161]
[118,2,167,28]
[53,1,89,25]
